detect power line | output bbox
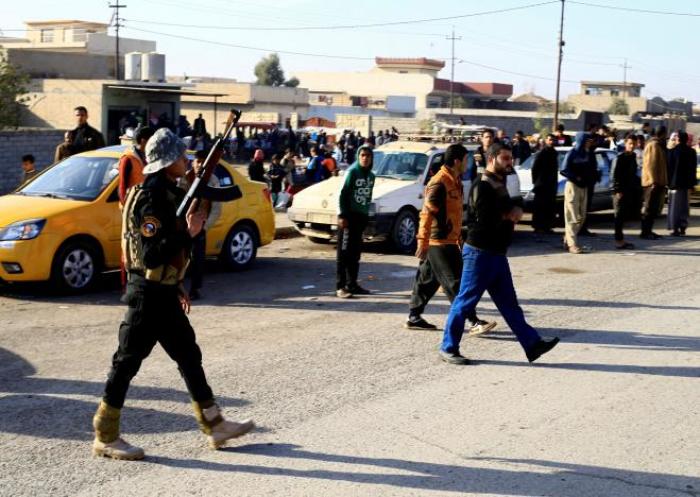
[124,26,374,60]
[457,58,579,83]
[569,1,700,16]
[124,1,559,31]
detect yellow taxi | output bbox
[0,146,274,292]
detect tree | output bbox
[283,77,299,88]
[532,101,575,135]
[607,98,629,115]
[254,53,298,87]
[0,51,29,129]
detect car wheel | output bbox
[391,209,418,254]
[51,241,99,293]
[307,236,330,244]
[221,224,258,271]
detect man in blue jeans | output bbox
[440,142,560,365]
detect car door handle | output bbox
[418,194,423,199]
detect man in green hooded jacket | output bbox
[336,145,375,298]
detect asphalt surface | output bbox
[1,210,699,497]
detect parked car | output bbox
[0,146,275,293]
[516,147,617,213]
[287,140,521,253]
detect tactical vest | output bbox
[121,185,189,285]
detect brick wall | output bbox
[0,129,66,194]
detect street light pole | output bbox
[553,0,565,131]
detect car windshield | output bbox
[18,156,119,201]
[372,151,428,180]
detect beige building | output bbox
[567,81,648,116]
[177,78,309,131]
[1,20,156,79]
[294,57,512,111]
[20,79,195,144]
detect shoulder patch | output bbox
[141,216,162,237]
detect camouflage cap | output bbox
[143,128,187,174]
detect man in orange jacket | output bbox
[405,143,496,335]
[118,127,155,205]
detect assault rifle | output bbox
[176,109,243,218]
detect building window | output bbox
[611,89,620,97]
[72,28,87,42]
[40,29,54,43]
[584,86,602,96]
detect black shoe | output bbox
[439,350,470,365]
[348,285,371,295]
[680,228,686,236]
[640,232,662,240]
[670,230,681,237]
[526,337,560,363]
[189,289,201,301]
[404,317,438,330]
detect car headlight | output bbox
[0,219,47,241]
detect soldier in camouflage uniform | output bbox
[92,128,254,460]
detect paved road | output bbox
[1,212,699,497]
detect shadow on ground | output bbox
[0,348,249,440]
[142,443,700,497]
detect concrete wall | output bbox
[422,108,586,136]
[6,49,116,79]
[293,70,434,108]
[567,95,648,115]
[86,34,156,56]
[20,79,105,131]
[336,114,371,136]
[0,129,65,194]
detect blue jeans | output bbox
[441,245,540,355]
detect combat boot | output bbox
[92,401,145,460]
[193,401,255,450]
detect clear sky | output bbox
[2,0,699,103]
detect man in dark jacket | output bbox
[666,131,697,235]
[511,130,532,165]
[439,142,559,365]
[612,135,641,249]
[555,124,572,146]
[468,128,494,181]
[70,106,105,154]
[531,134,559,234]
[561,132,597,253]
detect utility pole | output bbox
[109,2,127,80]
[553,0,565,131]
[446,27,461,117]
[621,58,631,98]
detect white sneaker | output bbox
[468,319,497,337]
[93,437,145,460]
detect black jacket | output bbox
[612,152,641,194]
[531,147,559,195]
[667,144,697,190]
[512,139,532,163]
[71,124,105,154]
[466,172,516,255]
[248,160,266,183]
[135,172,192,272]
